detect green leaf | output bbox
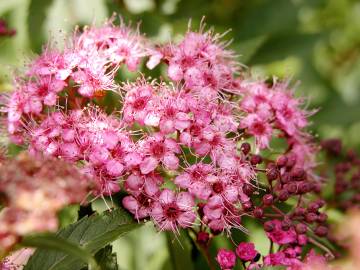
[27,0,54,53]
[91,245,119,270]
[21,234,99,270]
[24,208,141,270]
[166,231,194,270]
[58,205,80,229]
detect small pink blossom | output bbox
[139,134,180,174]
[265,220,297,245]
[151,189,196,231]
[236,242,258,261]
[216,249,236,270]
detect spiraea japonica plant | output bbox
[0,16,359,270]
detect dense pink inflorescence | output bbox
[0,153,91,253]
[0,17,331,268]
[5,18,147,139]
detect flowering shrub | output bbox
[0,16,359,270]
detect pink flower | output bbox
[164,28,237,92]
[240,82,272,116]
[151,189,196,231]
[157,92,191,134]
[301,250,329,270]
[236,242,258,261]
[265,220,297,245]
[123,82,158,126]
[123,192,158,220]
[264,250,302,268]
[240,113,273,149]
[75,19,147,71]
[72,67,116,97]
[123,172,162,219]
[174,163,215,200]
[0,248,34,270]
[270,87,307,136]
[263,251,287,266]
[204,197,242,233]
[146,50,163,69]
[216,249,236,270]
[139,134,180,174]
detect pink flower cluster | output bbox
[5,18,147,141]
[216,242,328,270]
[0,153,91,253]
[2,18,318,239]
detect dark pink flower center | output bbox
[282,107,294,120]
[165,106,176,117]
[210,135,221,146]
[151,142,165,157]
[138,193,152,208]
[191,168,206,179]
[133,97,147,110]
[203,73,217,88]
[252,121,266,135]
[212,182,224,193]
[164,203,180,219]
[255,94,267,103]
[37,84,49,96]
[180,56,194,68]
[190,124,202,137]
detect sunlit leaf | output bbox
[24,208,141,270]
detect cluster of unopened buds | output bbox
[1,16,355,269]
[321,139,360,210]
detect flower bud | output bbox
[276,155,288,168]
[241,142,251,155]
[291,168,306,181]
[250,155,262,166]
[264,221,274,232]
[305,212,317,223]
[253,207,264,218]
[266,165,279,182]
[315,225,328,237]
[286,155,296,169]
[281,219,291,231]
[294,207,306,217]
[278,190,289,201]
[197,231,210,245]
[295,223,307,234]
[317,213,328,223]
[242,201,253,211]
[243,183,255,196]
[262,194,274,206]
[286,183,298,194]
[308,202,319,213]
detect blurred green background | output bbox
[0,0,359,269]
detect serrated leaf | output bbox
[24,208,141,270]
[21,234,99,270]
[89,245,119,270]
